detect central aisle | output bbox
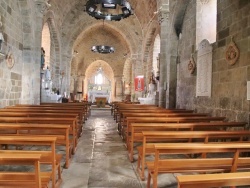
[61,109,144,188]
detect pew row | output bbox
[119,112,208,132]
[0,135,60,188]
[137,130,250,180]
[146,143,250,188]
[127,121,247,162]
[0,117,78,154]
[124,116,226,142]
[6,105,85,123]
[0,152,50,188]
[0,123,71,168]
[40,102,91,119]
[176,171,250,188]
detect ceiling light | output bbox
[91,45,115,54]
[85,0,133,21]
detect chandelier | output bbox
[85,0,133,21]
[91,45,115,54]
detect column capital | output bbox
[35,0,51,15]
[158,8,169,24]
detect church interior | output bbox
[0,0,250,187]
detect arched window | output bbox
[196,0,217,48]
[95,67,104,85]
[41,22,51,69]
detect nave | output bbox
[61,108,177,188]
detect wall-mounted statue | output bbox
[188,54,196,74]
[225,37,239,66]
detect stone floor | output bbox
[60,108,178,188]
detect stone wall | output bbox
[176,0,250,123]
[0,1,24,107]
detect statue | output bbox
[45,66,51,81]
[147,73,156,98]
[41,47,45,69]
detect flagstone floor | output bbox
[60,109,178,188]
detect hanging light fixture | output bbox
[85,0,133,21]
[91,45,115,54]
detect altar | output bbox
[88,91,110,103]
[138,97,155,104]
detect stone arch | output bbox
[43,10,62,89]
[84,60,114,102]
[152,34,160,79]
[142,20,160,90]
[42,22,50,69]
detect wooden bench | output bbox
[0,116,78,154]
[113,104,160,121]
[0,135,60,188]
[0,123,71,168]
[38,102,90,120]
[146,143,250,188]
[176,171,250,188]
[0,152,50,188]
[0,109,83,138]
[124,116,226,141]
[8,105,86,122]
[127,121,247,162]
[117,109,193,124]
[137,130,250,180]
[40,101,90,118]
[120,112,209,134]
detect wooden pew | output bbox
[117,108,186,134]
[113,104,159,121]
[146,143,250,188]
[0,116,78,154]
[176,171,250,188]
[117,108,193,123]
[124,116,226,141]
[0,123,71,168]
[40,102,90,120]
[0,152,50,188]
[115,106,191,123]
[137,130,250,180]
[0,135,60,188]
[120,112,208,133]
[4,105,85,124]
[0,109,83,137]
[127,122,247,162]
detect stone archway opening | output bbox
[41,22,51,69]
[152,34,161,91]
[84,60,114,104]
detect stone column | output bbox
[114,76,123,101]
[77,75,85,100]
[166,55,177,108]
[158,3,170,108]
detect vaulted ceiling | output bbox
[48,0,158,77]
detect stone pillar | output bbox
[158,3,170,108]
[77,75,85,100]
[114,76,123,101]
[166,55,177,108]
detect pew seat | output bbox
[176,171,250,188]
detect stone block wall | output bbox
[0,1,23,108]
[176,0,250,123]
